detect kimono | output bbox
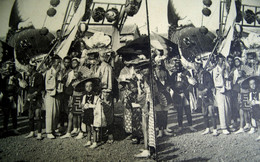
[45,66,60,133]
[212,64,231,129]
[82,93,106,127]
[94,61,114,126]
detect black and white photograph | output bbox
[1,0,260,161]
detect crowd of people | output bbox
[150,47,260,141]
[1,30,260,159]
[0,36,157,158]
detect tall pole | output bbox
[145,0,157,160]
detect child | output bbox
[81,78,106,148]
[247,78,260,135]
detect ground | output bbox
[157,109,260,161]
[1,104,260,161]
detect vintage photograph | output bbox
[0,0,260,161]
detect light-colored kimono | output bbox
[94,61,113,126]
[212,64,231,129]
[45,66,60,133]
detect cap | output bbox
[71,57,80,62]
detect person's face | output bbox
[248,57,256,65]
[218,57,224,65]
[85,81,93,92]
[249,79,256,90]
[28,65,35,74]
[71,60,79,69]
[227,58,233,66]
[63,59,71,69]
[71,52,79,57]
[53,59,61,69]
[56,31,61,38]
[4,63,12,75]
[233,51,241,57]
[234,59,241,67]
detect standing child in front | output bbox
[81,78,106,148]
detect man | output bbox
[0,60,20,135]
[169,61,197,133]
[45,55,62,139]
[194,57,218,136]
[94,49,114,143]
[59,56,72,129]
[134,61,155,158]
[212,54,231,135]
[24,61,44,140]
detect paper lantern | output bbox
[105,8,119,22]
[203,0,212,7]
[40,27,49,35]
[125,0,142,17]
[199,26,208,35]
[78,23,88,32]
[47,8,57,17]
[255,12,260,24]
[50,0,60,7]
[202,8,211,16]
[92,7,105,22]
[244,9,255,24]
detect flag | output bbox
[218,0,237,57]
[56,0,86,59]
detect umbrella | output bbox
[241,76,260,90]
[74,77,101,93]
[117,35,150,59]
[150,32,179,58]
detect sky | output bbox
[0,0,260,40]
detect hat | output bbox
[135,60,150,69]
[29,59,37,66]
[71,57,80,62]
[234,56,242,62]
[194,57,203,64]
[74,77,101,92]
[87,52,99,60]
[241,76,260,89]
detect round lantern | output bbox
[78,23,88,32]
[244,9,255,24]
[202,8,211,17]
[203,0,212,7]
[199,26,208,35]
[47,8,57,17]
[50,0,60,7]
[92,7,105,22]
[105,8,119,22]
[40,27,49,35]
[255,12,260,24]
[125,0,141,17]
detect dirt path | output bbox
[157,109,260,161]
